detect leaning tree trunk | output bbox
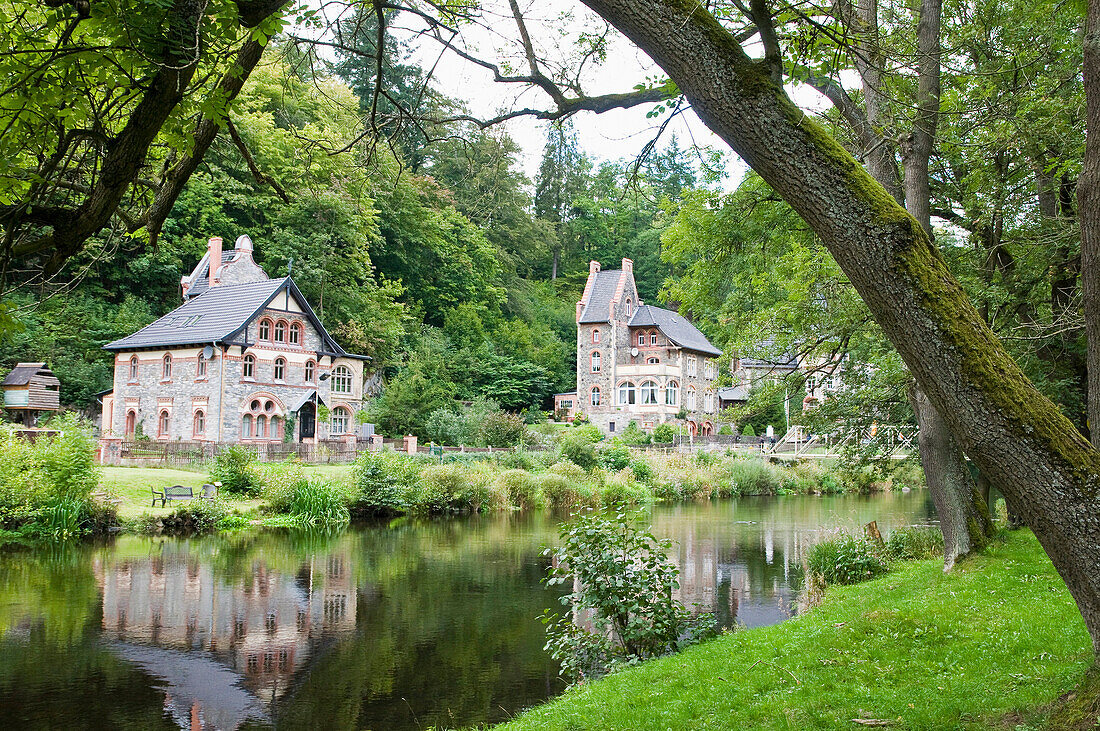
[910,386,995,568]
[1080,0,1100,449]
[578,0,1100,656]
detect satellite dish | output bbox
[202,345,215,360]
[630,347,639,357]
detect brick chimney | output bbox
[207,236,223,287]
[621,257,633,273]
[576,301,585,322]
[589,260,601,276]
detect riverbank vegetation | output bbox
[500,530,1095,730]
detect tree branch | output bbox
[225,118,291,203]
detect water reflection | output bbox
[0,492,934,730]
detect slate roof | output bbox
[717,385,750,402]
[2,363,58,387]
[629,304,722,356]
[103,278,347,355]
[578,270,625,323]
[182,250,246,299]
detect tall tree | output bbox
[534,123,589,279]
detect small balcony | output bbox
[616,363,679,378]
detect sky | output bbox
[393,0,750,187]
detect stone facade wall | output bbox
[108,303,365,444]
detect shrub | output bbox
[424,407,471,446]
[629,458,655,484]
[414,463,491,514]
[806,534,889,585]
[496,449,536,471]
[495,469,546,510]
[740,424,756,438]
[539,472,595,511]
[652,423,676,443]
[152,498,233,534]
[725,458,781,495]
[352,451,421,516]
[618,421,650,446]
[560,433,599,471]
[598,472,651,506]
[598,443,633,472]
[479,411,527,447]
[570,424,604,443]
[718,424,734,436]
[0,415,103,534]
[884,526,944,561]
[210,445,259,496]
[543,510,715,683]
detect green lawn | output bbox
[498,530,1094,730]
[99,464,354,520]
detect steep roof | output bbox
[2,362,58,387]
[181,250,246,299]
[629,304,722,356]
[104,278,347,355]
[578,270,627,323]
[738,340,799,372]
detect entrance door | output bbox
[299,402,316,441]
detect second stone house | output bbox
[570,258,723,437]
[100,234,370,445]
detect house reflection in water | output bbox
[673,524,811,628]
[95,544,359,730]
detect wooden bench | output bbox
[151,483,218,507]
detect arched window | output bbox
[687,355,697,377]
[243,354,255,379]
[197,352,207,378]
[686,386,696,411]
[625,298,632,316]
[592,329,601,344]
[274,357,286,381]
[274,320,286,342]
[647,357,660,365]
[162,354,172,379]
[125,410,136,437]
[258,319,271,340]
[242,414,253,438]
[637,332,645,347]
[590,351,601,373]
[158,409,170,438]
[704,391,714,412]
[129,356,139,381]
[271,416,283,440]
[591,386,601,406]
[640,380,659,405]
[193,410,205,438]
[618,381,636,405]
[257,415,267,439]
[290,322,302,345]
[666,380,679,406]
[331,407,350,434]
[650,333,658,345]
[305,360,316,383]
[332,365,353,394]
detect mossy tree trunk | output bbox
[579,0,1100,656]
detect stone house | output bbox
[569,259,723,436]
[99,235,370,446]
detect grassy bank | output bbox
[498,530,1094,730]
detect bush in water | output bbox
[543,510,715,683]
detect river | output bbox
[0,491,934,730]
